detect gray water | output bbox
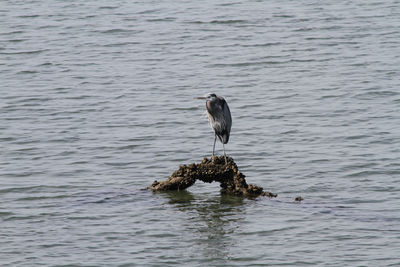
[1,0,400,266]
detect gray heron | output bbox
[195,93,232,163]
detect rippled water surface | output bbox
[1,0,400,266]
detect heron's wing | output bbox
[217,98,232,144]
[222,100,232,136]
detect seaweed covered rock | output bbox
[150,156,277,198]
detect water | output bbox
[1,0,400,266]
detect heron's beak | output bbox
[194,96,206,100]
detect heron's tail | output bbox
[218,131,229,144]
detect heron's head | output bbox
[195,93,217,101]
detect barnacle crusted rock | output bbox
[150,156,276,198]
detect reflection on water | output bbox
[162,190,245,262]
[164,190,196,205]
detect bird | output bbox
[195,93,232,163]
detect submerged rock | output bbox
[295,196,304,202]
[150,156,277,198]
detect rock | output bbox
[295,196,303,202]
[149,156,277,198]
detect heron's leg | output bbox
[212,133,216,156]
[223,143,227,164]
